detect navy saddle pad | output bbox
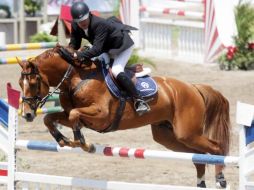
[102,65,158,98]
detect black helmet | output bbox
[71,2,90,22]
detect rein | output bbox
[38,46,87,108]
[38,65,73,108]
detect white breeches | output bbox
[99,45,134,78]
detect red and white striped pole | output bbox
[204,0,237,63]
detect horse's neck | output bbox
[38,49,102,90]
[38,55,70,88]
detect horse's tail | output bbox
[194,84,231,156]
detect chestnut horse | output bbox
[18,46,231,188]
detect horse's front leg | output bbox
[44,111,94,152]
[44,91,97,152]
[69,105,103,152]
[72,122,95,152]
[43,111,75,147]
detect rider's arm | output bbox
[76,22,109,62]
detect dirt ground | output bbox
[0,49,253,189]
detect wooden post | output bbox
[57,19,68,45]
[43,0,48,23]
[57,1,68,46]
[19,0,25,43]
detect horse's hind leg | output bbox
[173,111,227,187]
[173,117,227,179]
[151,122,206,188]
[173,111,222,155]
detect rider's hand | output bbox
[79,46,90,52]
[73,51,90,67]
[72,51,80,66]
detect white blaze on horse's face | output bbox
[18,61,40,122]
[22,77,29,117]
[19,72,37,122]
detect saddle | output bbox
[99,61,157,132]
[102,62,158,99]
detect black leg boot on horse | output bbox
[116,72,150,116]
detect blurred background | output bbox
[0,0,253,65]
[0,0,115,44]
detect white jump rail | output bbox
[14,139,238,166]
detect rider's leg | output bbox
[111,45,149,115]
[116,72,150,115]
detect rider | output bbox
[69,1,150,116]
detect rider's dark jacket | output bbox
[69,13,137,59]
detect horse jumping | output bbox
[18,46,231,188]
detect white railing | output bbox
[139,0,205,63]
[139,18,205,63]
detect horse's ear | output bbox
[16,57,24,69]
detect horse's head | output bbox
[18,58,49,122]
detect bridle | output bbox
[21,46,85,112]
[21,62,73,112]
[21,66,44,112]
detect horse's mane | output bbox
[31,45,99,71]
[38,45,65,60]
[32,45,72,64]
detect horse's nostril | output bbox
[26,113,32,118]
[24,113,34,122]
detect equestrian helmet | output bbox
[71,2,90,22]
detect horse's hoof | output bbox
[88,143,96,153]
[69,141,77,148]
[59,138,76,148]
[58,139,66,147]
[197,181,206,188]
[81,143,95,153]
[216,172,227,188]
[216,181,227,188]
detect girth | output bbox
[99,96,126,133]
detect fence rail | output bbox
[0,42,56,51]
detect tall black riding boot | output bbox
[116,72,150,116]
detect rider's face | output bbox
[77,18,90,30]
